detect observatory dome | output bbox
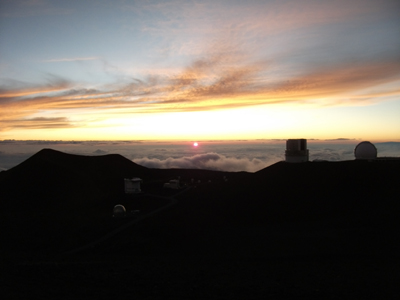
[113,204,126,218]
[354,141,377,160]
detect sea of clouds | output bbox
[1,140,399,172]
[134,153,266,172]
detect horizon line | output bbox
[2,138,399,144]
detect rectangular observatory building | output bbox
[285,139,309,163]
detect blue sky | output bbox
[1,0,399,141]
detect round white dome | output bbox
[354,141,377,160]
[113,204,126,217]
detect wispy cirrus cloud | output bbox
[42,57,101,63]
[1,117,74,129]
[1,49,400,131]
[0,83,71,98]
[266,57,400,105]
[126,0,397,36]
[1,0,73,18]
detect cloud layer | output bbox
[133,152,266,172]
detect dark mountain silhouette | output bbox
[1,148,153,207]
[0,149,156,255]
[1,149,400,298]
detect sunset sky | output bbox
[1,0,399,142]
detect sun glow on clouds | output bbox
[97,107,301,140]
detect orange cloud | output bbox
[1,117,74,129]
[0,83,70,98]
[1,50,399,130]
[266,59,400,104]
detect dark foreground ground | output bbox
[1,149,399,299]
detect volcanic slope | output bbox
[77,159,399,299]
[0,149,247,256]
[1,149,400,298]
[98,159,400,259]
[0,149,156,255]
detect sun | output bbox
[193,142,199,147]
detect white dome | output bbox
[113,204,126,218]
[354,141,377,160]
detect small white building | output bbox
[285,139,309,163]
[163,179,180,189]
[124,177,142,194]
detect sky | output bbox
[1,0,400,142]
